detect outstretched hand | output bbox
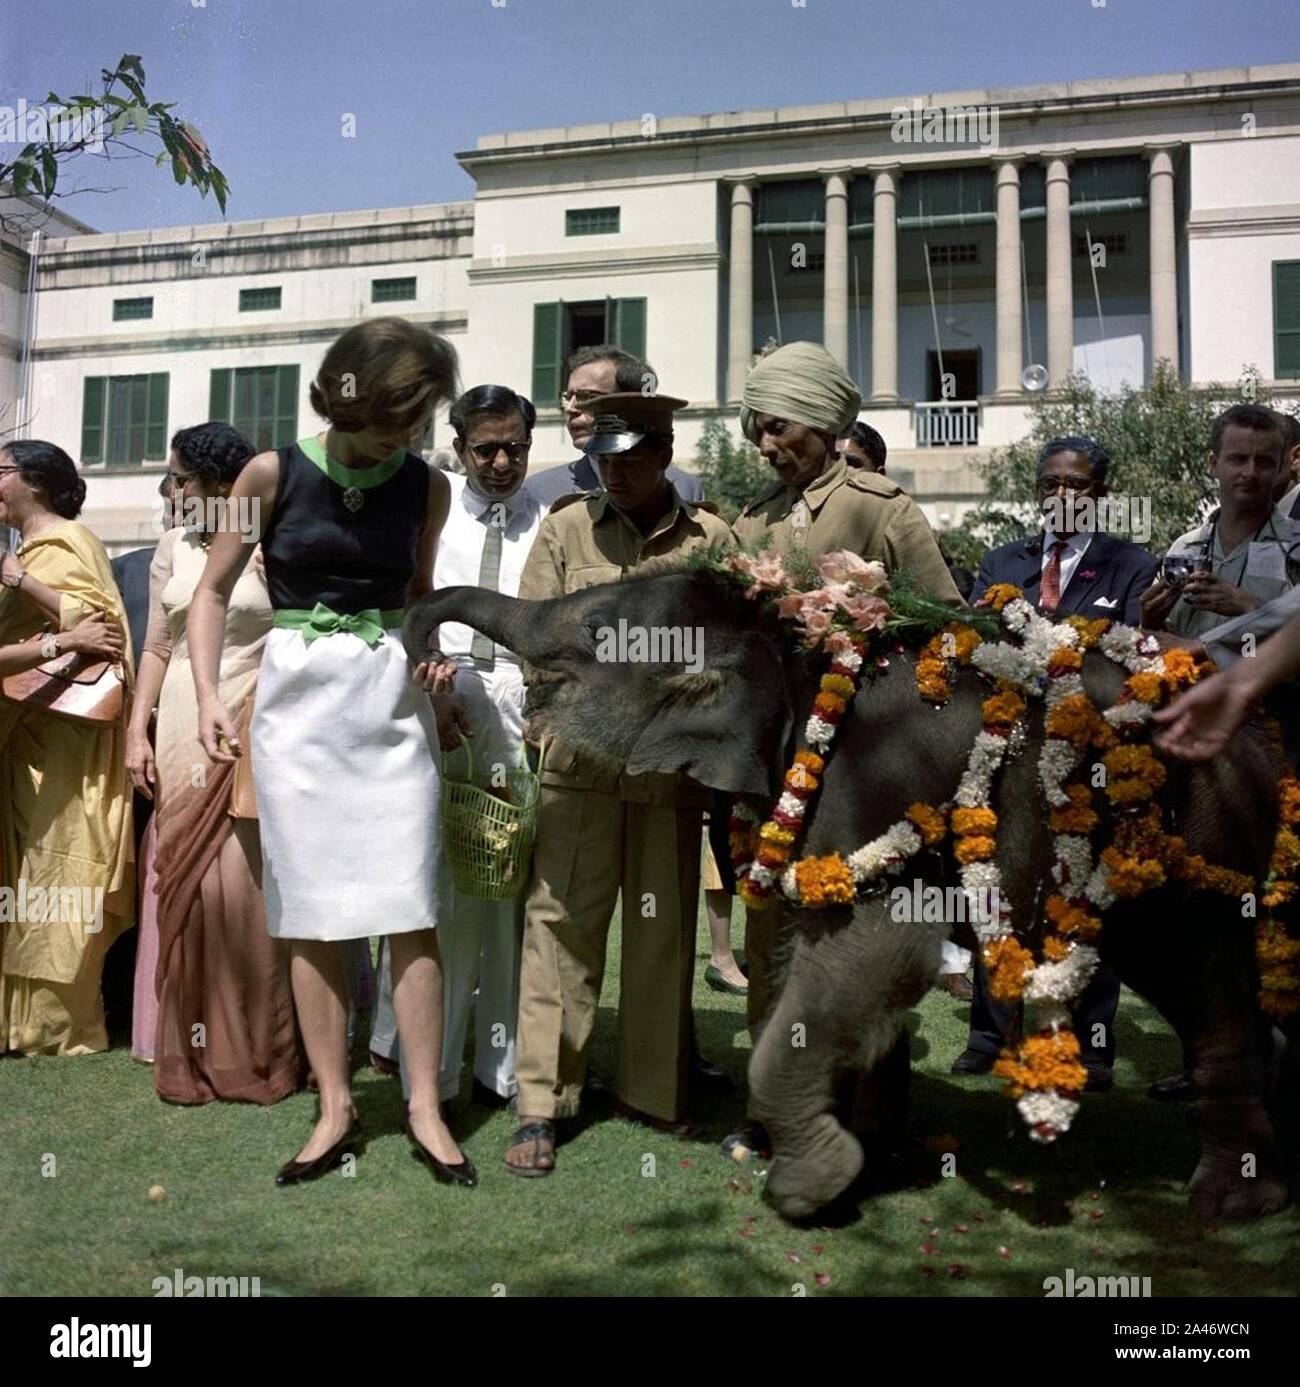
[1152,670,1253,762]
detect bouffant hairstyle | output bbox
[171,421,255,485]
[3,440,87,519]
[310,317,460,434]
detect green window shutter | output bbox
[209,368,232,422]
[1275,261,1300,379]
[81,377,106,464]
[145,373,170,460]
[275,365,300,448]
[612,298,646,361]
[532,302,564,404]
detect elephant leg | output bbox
[1109,897,1288,1220]
[750,912,936,1221]
[834,1030,911,1155]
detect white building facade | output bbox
[6,63,1300,554]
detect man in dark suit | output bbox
[952,436,1161,1090]
[525,345,705,508]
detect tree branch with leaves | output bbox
[0,54,228,233]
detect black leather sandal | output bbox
[505,1120,556,1178]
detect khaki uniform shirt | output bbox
[734,457,963,604]
[518,486,735,803]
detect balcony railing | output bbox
[914,401,980,448]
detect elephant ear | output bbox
[623,628,795,800]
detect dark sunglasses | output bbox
[468,441,530,464]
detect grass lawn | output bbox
[2,906,1297,1298]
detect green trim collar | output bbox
[298,435,406,491]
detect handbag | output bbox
[1,633,125,725]
[227,690,258,821]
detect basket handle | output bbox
[455,728,475,781]
[454,729,547,780]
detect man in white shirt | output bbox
[373,384,546,1108]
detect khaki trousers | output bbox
[515,783,701,1122]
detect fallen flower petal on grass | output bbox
[997,1246,1012,1259]
[814,1272,831,1288]
[948,1263,966,1279]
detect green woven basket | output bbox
[441,733,544,901]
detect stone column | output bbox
[1147,144,1180,375]
[1044,152,1075,388]
[725,177,755,401]
[994,157,1024,396]
[822,168,851,369]
[869,163,901,403]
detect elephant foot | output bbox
[1188,1158,1290,1221]
[765,1114,864,1221]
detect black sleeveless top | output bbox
[261,439,428,614]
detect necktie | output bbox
[1040,540,1068,613]
[470,516,503,664]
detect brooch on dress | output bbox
[342,487,364,514]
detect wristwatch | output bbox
[40,632,60,661]
[1,565,25,589]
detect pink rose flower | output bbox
[825,629,855,655]
[802,609,833,637]
[844,594,890,633]
[749,554,788,592]
[776,593,805,618]
[817,551,890,594]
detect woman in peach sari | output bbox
[0,441,134,1055]
[126,423,300,1103]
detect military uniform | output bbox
[735,455,964,599]
[515,438,735,1124]
[734,454,963,1044]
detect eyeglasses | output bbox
[468,441,530,464]
[1034,476,1097,499]
[560,389,604,408]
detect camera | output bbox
[1159,554,1198,589]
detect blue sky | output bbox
[10,0,1300,232]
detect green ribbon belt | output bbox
[273,603,405,648]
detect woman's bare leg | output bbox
[390,928,465,1165]
[706,890,747,988]
[290,940,354,1160]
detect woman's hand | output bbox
[125,727,157,799]
[61,611,125,661]
[0,552,23,588]
[198,695,241,763]
[412,656,459,695]
[429,691,472,752]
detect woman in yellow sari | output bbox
[0,440,134,1055]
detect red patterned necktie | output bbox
[1040,540,1068,613]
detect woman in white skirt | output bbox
[188,318,476,1187]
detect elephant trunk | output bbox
[403,586,549,665]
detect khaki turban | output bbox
[739,341,863,444]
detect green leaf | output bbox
[130,105,148,135]
[171,155,187,186]
[111,107,132,137]
[40,149,57,196]
[155,151,167,167]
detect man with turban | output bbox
[725,341,963,1163]
[735,341,961,595]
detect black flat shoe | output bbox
[275,1118,362,1187]
[1148,1070,1197,1101]
[950,1048,995,1075]
[1084,1066,1114,1093]
[403,1118,478,1188]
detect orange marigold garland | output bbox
[1259,773,1300,1018]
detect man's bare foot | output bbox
[505,1117,556,1176]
